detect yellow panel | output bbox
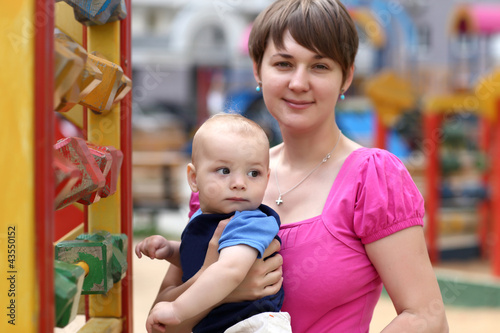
[55,1,83,44]
[78,317,122,333]
[60,104,85,129]
[475,69,500,122]
[88,22,121,63]
[365,70,415,127]
[423,94,480,114]
[54,222,84,244]
[90,283,122,318]
[0,1,37,332]
[87,21,122,317]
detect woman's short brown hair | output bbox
[248,0,359,86]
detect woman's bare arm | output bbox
[366,226,449,332]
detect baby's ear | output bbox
[187,163,198,192]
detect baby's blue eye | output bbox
[248,170,260,178]
[217,168,230,175]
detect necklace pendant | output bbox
[276,196,283,206]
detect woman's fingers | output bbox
[204,218,231,267]
[211,218,230,244]
[263,238,281,259]
[262,253,283,278]
[264,276,284,296]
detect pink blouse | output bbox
[189,148,425,332]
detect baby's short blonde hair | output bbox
[191,113,270,165]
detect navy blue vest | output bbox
[180,204,284,333]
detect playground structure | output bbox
[2,2,500,332]
[363,2,500,276]
[1,0,133,332]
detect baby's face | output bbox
[194,132,269,215]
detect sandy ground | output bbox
[132,238,500,333]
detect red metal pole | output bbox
[196,68,212,126]
[478,117,491,259]
[423,112,441,263]
[34,0,55,331]
[374,113,387,149]
[492,101,500,277]
[120,0,134,330]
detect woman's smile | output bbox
[283,98,315,109]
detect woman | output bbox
[138,0,449,331]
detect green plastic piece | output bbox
[111,234,128,283]
[54,260,85,328]
[55,231,113,294]
[55,230,129,295]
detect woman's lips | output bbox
[284,98,314,109]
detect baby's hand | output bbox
[135,235,173,260]
[146,302,181,333]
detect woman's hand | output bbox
[200,218,284,303]
[225,238,283,303]
[201,218,231,269]
[135,235,181,267]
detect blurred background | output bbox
[127,0,500,331]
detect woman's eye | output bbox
[248,170,260,178]
[217,168,230,175]
[314,63,329,70]
[275,61,291,68]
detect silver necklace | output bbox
[275,131,342,206]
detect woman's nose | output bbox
[288,67,310,92]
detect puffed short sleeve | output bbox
[353,149,424,244]
[219,210,279,258]
[188,192,200,218]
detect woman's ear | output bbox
[252,61,261,86]
[342,65,355,93]
[187,163,198,192]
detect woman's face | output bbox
[254,31,353,133]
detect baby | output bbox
[138,113,291,332]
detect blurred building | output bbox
[131,0,271,127]
[131,0,500,124]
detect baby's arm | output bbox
[146,244,258,332]
[135,235,181,268]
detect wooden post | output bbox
[119,1,133,330]
[0,0,55,332]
